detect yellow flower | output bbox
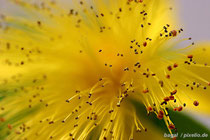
[0,0,209,140]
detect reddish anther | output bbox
[169,124,175,129]
[0,118,5,122]
[171,90,177,95]
[173,63,178,68]
[177,106,183,112]
[187,55,193,58]
[147,106,153,111]
[166,74,170,79]
[167,66,172,71]
[157,114,163,120]
[164,97,170,102]
[171,30,177,37]
[8,124,12,130]
[143,89,149,93]
[169,95,174,100]
[158,110,164,116]
[143,42,147,47]
[193,100,199,106]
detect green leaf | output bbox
[132,100,210,139]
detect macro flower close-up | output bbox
[0,0,210,140]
